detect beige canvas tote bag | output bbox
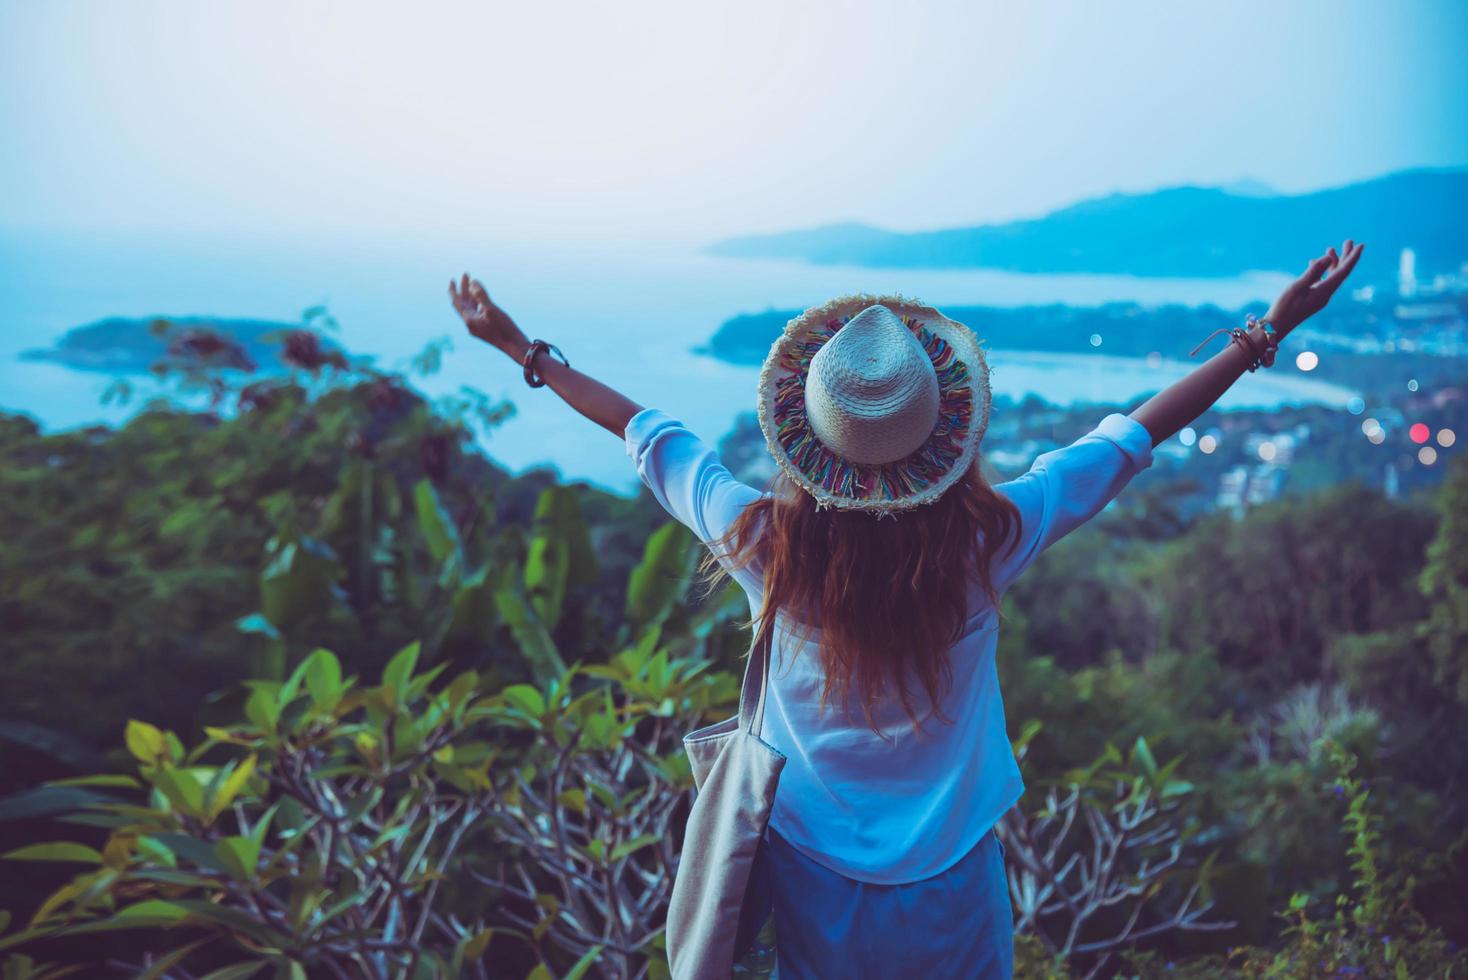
[665,627,787,979]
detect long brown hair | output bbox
[700,457,1022,744]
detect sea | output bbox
[0,228,1355,494]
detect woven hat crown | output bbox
[756,292,992,513]
[804,305,941,465]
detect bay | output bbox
[0,230,1353,492]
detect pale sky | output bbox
[2,0,1465,245]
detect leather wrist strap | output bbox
[1188,316,1278,372]
[522,339,569,388]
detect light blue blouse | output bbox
[625,408,1155,884]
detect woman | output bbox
[449,239,1363,979]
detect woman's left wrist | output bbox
[500,334,531,361]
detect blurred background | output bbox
[1,1,1466,977]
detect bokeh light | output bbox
[1362,418,1382,438]
[1258,441,1277,461]
[1368,429,1387,445]
[1198,434,1217,454]
[1295,351,1319,372]
[1438,428,1457,448]
[1419,446,1438,465]
[1410,423,1430,444]
[1407,379,1419,392]
[1347,396,1365,415]
[1179,427,1197,447]
[1089,333,1103,348]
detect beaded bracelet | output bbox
[522,339,569,388]
[1188,315,1279,372]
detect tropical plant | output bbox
[0,628,742,980]
[999,724,1232,979]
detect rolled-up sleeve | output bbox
[990,412,1155,594]
[625,408,764,547]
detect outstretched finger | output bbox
[470,279,492,312]
[1299,252,1335,287]
[1320,242,1364,292]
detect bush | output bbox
[0,638,740,980]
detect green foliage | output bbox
[624,522,698,635]
[1133,483,1436,694]
[1417,455,1468,706]
[0,637,744,979]
[1122,741,1468,979]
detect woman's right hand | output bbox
[449,273,529,359]
[1265,239,1364,336]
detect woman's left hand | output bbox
[449,273,529,358]
[1264,239,1364,336]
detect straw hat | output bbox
[756,292,992,513]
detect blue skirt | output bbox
[735,823,1014,979]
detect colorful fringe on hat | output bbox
[769,313,975,505]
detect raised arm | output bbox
[1129,239,1364,445]
[448,273,644,437]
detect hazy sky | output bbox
[2,0,1465,245]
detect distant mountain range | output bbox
[708,167,1467,280]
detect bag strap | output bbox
[737,621,774,737]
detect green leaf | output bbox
[62,900,190,934]
[260,532,344,632]
[125,720,167,764]
[136,836,177,867]
[382,641,422,702]
[245,687,281,732]
[414,479,462,566]
[546,485,596,583]
[135,938,212,980]
[564,945,606,980]
[610,835,659,862]
[445,566,500,643]
[525,536,569,632]
[557,788,587,816]
[494,585,567,686]
[0,787,116,823]
[207,755,258,821]
[152,767,207,817]
[626,522,695,629]
[280,651,333,714]
[168,900,292,946]
[524,485,593,630]
[152,832,223,871]
[304,649,343,707]
[1,842,103,864]
[48,775,141,789]
[213,836,261,882]
[500,684,546,719]
[458,928,494,964]
[1132,736,1159,779]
